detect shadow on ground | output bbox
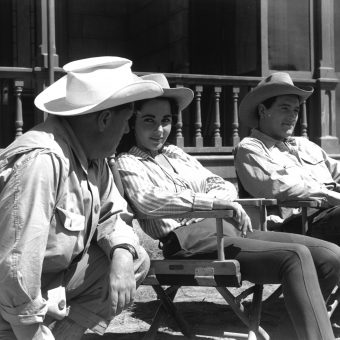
[82,297,284,340]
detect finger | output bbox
[247,218,253,232]
[181,218,188,225]
[115,291,126,316]
[109,289,119,317]
[233,209,242,225]
[241,224,247,237]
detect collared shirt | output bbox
[116,144,238,239]
[235,129,340,206]
[0,116,138,327]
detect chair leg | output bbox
[143,286,180,340]
[301,207,308,235]
[217,286,270,340]
[248,284,265,339]
[147,285,194,339]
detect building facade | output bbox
[0,0,339,178]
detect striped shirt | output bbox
[116,144,237,239]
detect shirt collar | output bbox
[250,128,296,149]
[129,145,169,159]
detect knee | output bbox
[280,244,314,273]
[316,243,340,280]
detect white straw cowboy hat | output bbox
[239,72,314,128]
[141,73,194,110]
[34,56,164,116]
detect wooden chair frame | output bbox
[138,199,276,340]
[108,157,275,339]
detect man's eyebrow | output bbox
[278,103,299,108]
[139,113,155,118]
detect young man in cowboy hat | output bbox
[235,72,340,242]
[0,56,164,340]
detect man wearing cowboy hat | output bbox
[0,56,164,339]
[235,72,340,243]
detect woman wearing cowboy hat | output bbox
[0,56,164,340]
[116,73,340,340]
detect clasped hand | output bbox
[101,248,136,318]
[213,199,253,237]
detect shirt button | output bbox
[94,204,100,214]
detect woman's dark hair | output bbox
[116,97,179,154]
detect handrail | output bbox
[0,67,337,158]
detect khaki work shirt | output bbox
[235,129,340,216]
[0,116,138,328]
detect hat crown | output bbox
[34,56,164,116]
[140,74,171,89]
[64,57,135,106]
[257,72,294,88]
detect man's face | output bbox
[258,95,300,140]
[103,103,134,156]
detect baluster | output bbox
[300,100,308,138]
[194,85,203,147]
[14,80,24,139]
[213,86,222,147]
[232,86,240,146]
[174,84,184,148]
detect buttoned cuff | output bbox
[1,293,48,326]
[98,223,139,260]
[193,193,214,210]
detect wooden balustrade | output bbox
[194,85,203,148]
[232,86,240,146]
[0,68,326,154]
[14,80,24,138]
[213,86,222,147]
[300,100,308,138]
[164,74,319,155]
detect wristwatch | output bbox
[110,243,138,260]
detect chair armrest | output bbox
[277,199,324,208]
[135,209,235,261]
[135,209,234,220]
[235,198,277,207]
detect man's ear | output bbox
[97,109,112,132]
[258,104,266,119]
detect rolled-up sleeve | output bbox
[0,152,61,328]
[117,154,210,215]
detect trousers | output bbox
[282,205,340,244]
[162,218,340,340]
[0,244,150,340]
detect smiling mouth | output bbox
[150,137,163,143]
[282,122,295,126]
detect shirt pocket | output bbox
[56,207,85,232]
[300,154,324,166]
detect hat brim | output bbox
[162,87,194,111]
[239,83,314,128]
[34,75,163,116]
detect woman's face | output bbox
[135,98,173,152]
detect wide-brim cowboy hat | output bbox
[34,56,164,116]
[141,74,194,110]
[239,72,314,128]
